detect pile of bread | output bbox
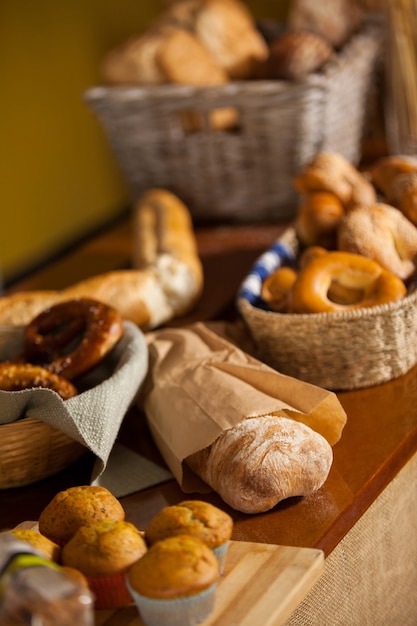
[261,152,417,314]
[99,0,370,130]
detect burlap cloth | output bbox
[0,321,148,479]
[283,452,417,625]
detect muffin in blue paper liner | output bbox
[144,500,233,574]
[127,535,220,626]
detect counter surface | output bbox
[2,217,417,557]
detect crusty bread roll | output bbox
[366,154,417,199]
[293,152,377,211]
[265,31,333,80]
[156,27,238,131]
[193,0,268,79]
[287,0,365,48]
[295,190,345,248]
[187,414,333,514]
[337,203,417,281]
[100,30,167,86]
[0,189,203,330]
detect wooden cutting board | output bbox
[95,540,324,626]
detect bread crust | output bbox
[0,189,203,330]
[187,414,333,514]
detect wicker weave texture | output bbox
[0,417,86,489]
[238,228,417,391]
[85,20,382,222]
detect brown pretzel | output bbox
[0,363,77,399]
[22,298,124,380]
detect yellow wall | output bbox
[1,0,289,285]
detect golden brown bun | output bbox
[145,500,233,549]
[128,535,219,599]
[101,0,267,86]
[187,415,333,514]
[293,152,377,210]
[265,31,333,80]
[337,203,417,281]
[295,191,345,248]
[389,172,417,226]
[0,189,203,330]
[9,528,61,561]
[100,30,166,86]
[366,155,417,199]
[287,0,365,48]
[155,27,238,131]
[193,0,268,79]
[61,519,147,577]
[38,485,125,546]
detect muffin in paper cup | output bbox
[144,500,233,575]
[127,535,220,626]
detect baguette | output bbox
[186,414,333,514]
[0,189,203,330]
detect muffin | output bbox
[61,519,147,609]
[127,535,220,626]
[145,500,233,573]
[38,485,125,545]
[8,528,61,562]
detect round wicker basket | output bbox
[238,228,417,391]
[0,417,86,489]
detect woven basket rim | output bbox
[237,225,417,321]
[239,286,417,321]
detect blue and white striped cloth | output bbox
[237,239,297,309]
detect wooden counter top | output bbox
[2,215,417,557]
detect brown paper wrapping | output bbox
[142,322,347,493]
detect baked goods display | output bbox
[6,489,233,622]
[260,151,417,315]
[101,0,268,84]
[0,189,203,330]
[187,415,333,514]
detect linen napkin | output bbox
[0,321,148,479]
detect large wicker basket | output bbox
[85,18,382,222]
[0,418,86,489]
[237,228,417,391]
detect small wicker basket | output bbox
[85,18,382,222]
[0,418,86,489]
[237,228,417,391]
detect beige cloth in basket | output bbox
[0,321,148,479]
